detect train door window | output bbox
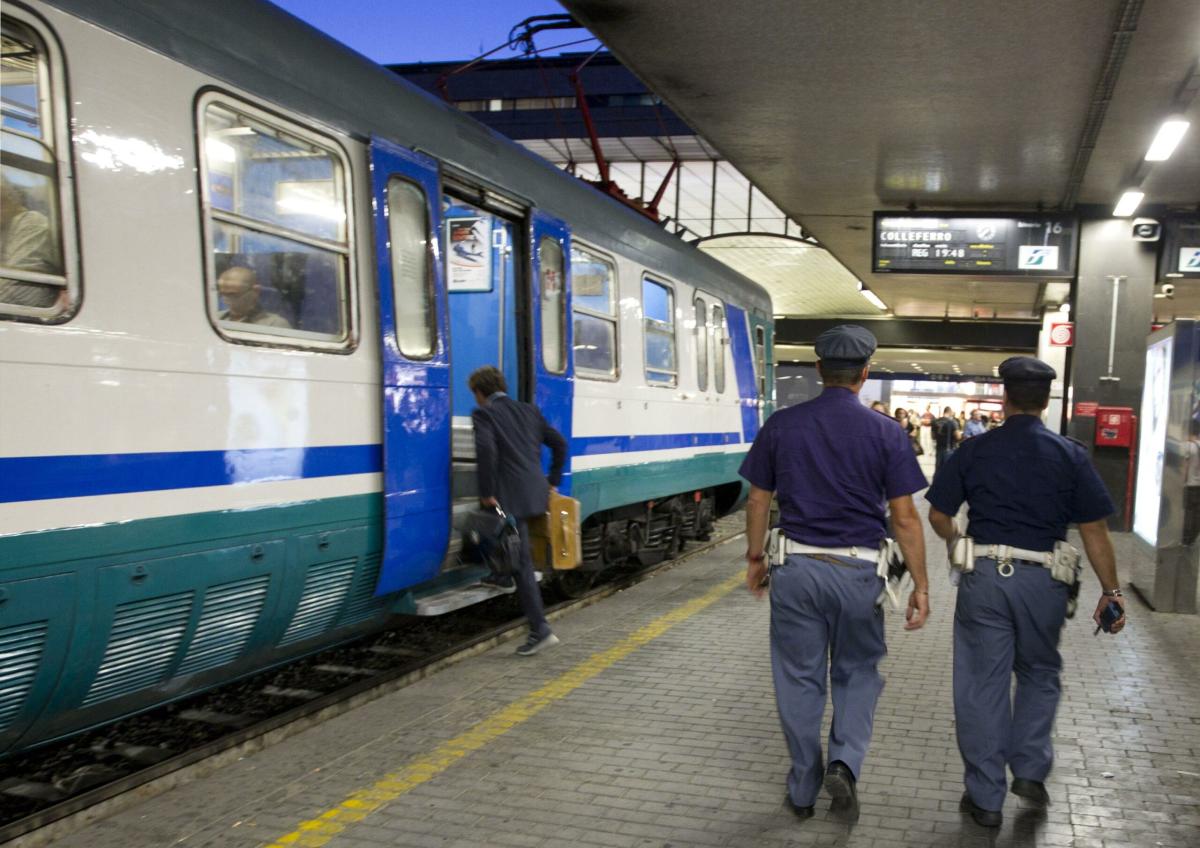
[386,178,434,358]
[694,295,708,392]
[712,303,726,394]
[755,325,767,399]
[643,277,676,386]
[1,16,75,320]
[199,96,353,349]
[539,235,566,373]
[570,245,617,379]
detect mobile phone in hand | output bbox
[1094,600,1124,635]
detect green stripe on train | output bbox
[572,451,749,520]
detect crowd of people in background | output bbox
[869,400,1004,463]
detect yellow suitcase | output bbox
[530,491,582,570]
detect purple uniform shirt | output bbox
[739,387,928,547]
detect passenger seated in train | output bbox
[216,265,291,328]
[0,175,62,307]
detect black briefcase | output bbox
[463,506,521,576]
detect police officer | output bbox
[925,356,1126,828]
[740,325,930,819]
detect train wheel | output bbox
[557,570,596,598]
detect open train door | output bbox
[369,138,452,595]
[528,210,573,493]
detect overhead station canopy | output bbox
[560,0,1200,320]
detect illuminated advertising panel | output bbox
[1133,335,1174,545]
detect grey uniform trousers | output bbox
[954,557,1068,811]
[770,554,886,807]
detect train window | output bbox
[755,325,767,399]
[712,303,726,394]
[387,178,435,358]
[0,18,73,319]
[643,277,676,386]
[539,235,566,373]
[694,296,709,392]
[200,98,352,348]
[571,246,617,379]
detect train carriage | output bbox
[0,0,773,755]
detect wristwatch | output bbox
[1102,588,1124,598]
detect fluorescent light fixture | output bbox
[1113,190,1144,218]
[1145,119,1190,161]
[859,288,887,310]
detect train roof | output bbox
[41,0,772,315]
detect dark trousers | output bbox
[770,555,886,806]
[515,519,551,639]
[953,558,1068,811]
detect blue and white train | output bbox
[0,0,774,755]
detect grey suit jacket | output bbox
[472,394,568,519]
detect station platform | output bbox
[45,521,1200,848]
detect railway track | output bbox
[0,514,744,847]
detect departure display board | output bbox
[873,213,1077,277]
[1160,217,1200,280]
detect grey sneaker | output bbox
[515,632,560,656]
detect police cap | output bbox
[998,355,1056,383]
[814,324,877,368]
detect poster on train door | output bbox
[446,216,491,291]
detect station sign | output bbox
[1159,217,1200,280]
[873,213,1078,277]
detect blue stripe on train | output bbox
[571,432,741,455]
[0,445,382,504]
[1,434,746,504]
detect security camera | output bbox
[1161,283,1175,297]
[1132,218,1161,242]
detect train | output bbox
[0,0,774,756]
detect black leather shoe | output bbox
[823,761,858,805]
[1011,778,1050,806]
[960,792,1002,828]
[784,795,814,819]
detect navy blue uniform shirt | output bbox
[925,414,1114,551]
[739,387,928,547]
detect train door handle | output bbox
[131,566,148,584]
[251,544,266,561]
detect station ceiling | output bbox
[560,0,1200,322]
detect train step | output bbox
[414,571,544,616]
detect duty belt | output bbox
[981,543,1052,577]
[778,539,874,561]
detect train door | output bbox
[724,304,761,444]
[368,138,451,595]
[530,210,573,493]
[443,193,521,466]
[750,314,775,419]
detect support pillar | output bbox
[1066,218,1158,528]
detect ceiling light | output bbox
[859,288,887,310]
[1113,190,1144,218]
[1145,118,1190,162]
[1059,302,1071,314]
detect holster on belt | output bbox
[875,538,908,610]
[767,527,785,567]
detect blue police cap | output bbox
[814,324,877,367]
[998,356,1056,383]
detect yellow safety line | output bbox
[264,571,744,847]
